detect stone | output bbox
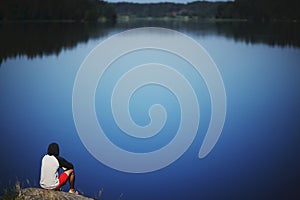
[16,188,95,200]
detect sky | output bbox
[106,0,231,3]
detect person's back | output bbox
[40,142,78,194]
[40,154,59,189]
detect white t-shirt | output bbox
[40,155,59,189]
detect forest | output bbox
[114,0,300,21]
[0,0,116,22]
[217,0,300,21]
[113,1,222,19]
[0,0,299,22]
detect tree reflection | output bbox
[119,20,300,47]
[1,21,299,65]
[0,22,113,65]
[215,21,300,48]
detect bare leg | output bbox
[69,170,75,190]
[64,169,77,194]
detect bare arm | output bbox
[56,156,74,170]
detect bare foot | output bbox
[69,189,78,195]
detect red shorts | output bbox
[54,172,69,190]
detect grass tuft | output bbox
[1,181,20,200]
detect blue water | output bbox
[0,22,300,199]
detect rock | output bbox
[16,188,95,200]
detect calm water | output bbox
[0,21,300,199]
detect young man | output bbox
[40,142,78,194]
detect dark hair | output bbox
[47,142,59,156]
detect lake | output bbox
[0,20,300,199]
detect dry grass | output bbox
[0,179,111,200]
[1,180,97,200]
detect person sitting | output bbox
[40,142,78,194]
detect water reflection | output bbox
[118,20,300,47]
[215,22,300,48]
[0,22,113,65]
[1,21,299,65]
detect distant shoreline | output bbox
[2,17,297,24]
[0,18,114,24]
[117,16,248,22]
[0,17,245,24]
[117,16,299,23]
[1,0,299,24]
[112,1,300,22]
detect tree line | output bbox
[217,0,300,21]
[113,0,300,21]
[0,0,116,22]
[0,0,298,22]
[113,2,222,19]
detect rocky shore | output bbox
[16,188,95,200]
